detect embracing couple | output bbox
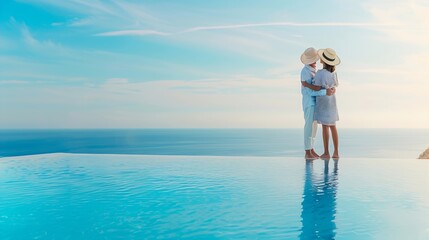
[300,47,340,160]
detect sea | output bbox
[1,128,428,158]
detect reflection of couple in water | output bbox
[300,159,339,240]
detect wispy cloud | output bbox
[181,22,401,33]
[94,30,170,37]
[101,74,295,95]
[9,17,68,54]
[51,22,64,27]
[0,80,29,84]
[95,21,402,37]
[18,0,122,17]
[18,0,163,29]
[365,0,429,45]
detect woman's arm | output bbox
[301,81,322,91]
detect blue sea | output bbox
[1,128,429,158]
[1,129,429,239]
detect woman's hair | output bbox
[322,61,336,73]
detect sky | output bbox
[0,0,428,128]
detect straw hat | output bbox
[317,48,341,66]
[300,47,320,64]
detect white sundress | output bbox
[313,69,339,126]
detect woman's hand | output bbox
[327,87,336,96]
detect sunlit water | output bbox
[1,129,429,158]
[1,154,428,239]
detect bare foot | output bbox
[332,152,340,159]
[305,153,317,160]
[311,149,320,158]
[320,153,330,160]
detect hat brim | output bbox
[300,53,320,65]
[318,49,341,66]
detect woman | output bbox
[313,48,341,160]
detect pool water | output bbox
[0,154,428,239]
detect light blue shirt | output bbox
[300,65,326,110]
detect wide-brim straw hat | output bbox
[317,48,341,66]
[300,47,320,65]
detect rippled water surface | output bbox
[0,154,428,239]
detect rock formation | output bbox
[418,147,429,159]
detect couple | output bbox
[300,47,340,160]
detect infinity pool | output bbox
[0,154,428,239]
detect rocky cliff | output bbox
[418,147,429,159]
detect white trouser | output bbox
[304,106,318,150]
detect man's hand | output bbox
[327,87,336,96]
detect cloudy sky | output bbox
[0,0,428,128]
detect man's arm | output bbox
[301,81,335,96]
[301,81,322,91]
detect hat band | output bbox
[322,52,335,62]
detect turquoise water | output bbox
[1,129,429,239]
[1,129,429,158]
[1,154,428,239]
